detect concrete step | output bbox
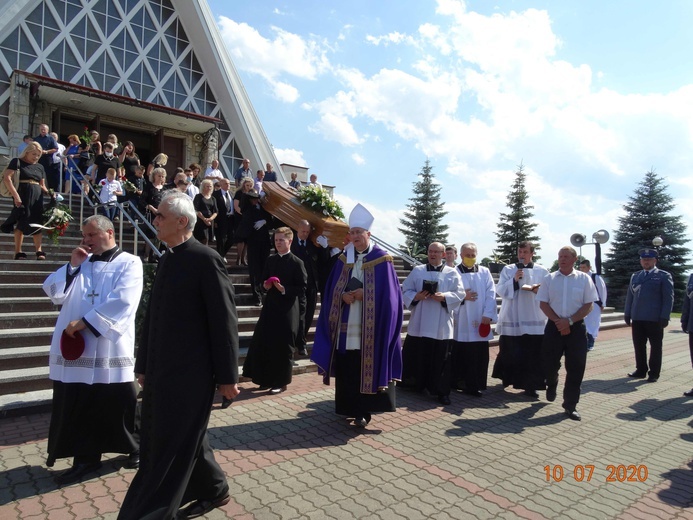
[0,311,59,329]
[0,346,50,370]
[0,297,57,313]
[0,327,54,349]
[0,283,47,298]
[0,366,52,396]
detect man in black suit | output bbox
[213,178,235,262]
[239,191,272,306]
[290,220,330,356]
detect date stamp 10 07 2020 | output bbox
[544,465,648,483]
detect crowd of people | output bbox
[15,128,687,517]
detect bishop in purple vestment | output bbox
[311,204,403,428]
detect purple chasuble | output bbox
[311,244,403,393]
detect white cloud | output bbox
[274,148,308,167]
[217,17,331,101]
[365,32,414,46]
[351,153,365,165]
[272,81,300,103]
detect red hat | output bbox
[478,322,491,338]
[60,330,85,361]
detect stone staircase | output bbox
[0,195,625,416]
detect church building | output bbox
[0,0,280,178]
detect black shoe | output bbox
[647,376,659,383]
[564,409,581,421]
[438,395,451,405]
[298,347,308,356]
[628,371,647,378]
[684,388,693,397]
[179,492,230,518]
[463,389,483,398]
[523,390,539,399]
[221,397,233,409]
[355,416,368,428]
[54,462,102,485]
[546,385,557,402]
[125,451,140,469]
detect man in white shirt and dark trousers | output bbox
[537,246,598,421]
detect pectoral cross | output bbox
[87,290,99,304]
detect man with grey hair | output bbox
[451,242,497,397]
[537,246,597,421]
[120,190,240,519]
[43,214,143,485]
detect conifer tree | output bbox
[604,170,690,310]
[494,163,541,263]
[398,160,448,254]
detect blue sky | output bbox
[206,0,693,265]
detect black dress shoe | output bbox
[647,376,659,383]
[628,371,647,378]
[221,397,233,409]
[546,386,557,402]
[54,462,102,485]
[438,395,451,405]
[463,389,483,398]
[125,451,140,469]
[564,409,581,421]
[298,347,308,356]
[684,388,693,397]
[179,492,230,518]
[523,390,539,399]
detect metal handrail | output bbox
[369,234,421,266]
[61,167,163,258]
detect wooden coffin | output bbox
[261,181,348,248]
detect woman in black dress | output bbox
[1,142,50,259]
[119,141,140,182]
[192,179,218,245]
[232,176,254,265]
[139,167,167,262]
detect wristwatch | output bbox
[568,317,574,326]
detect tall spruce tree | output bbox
[494,163,541,263]
[398,160,449,255]
[604,170,690,310]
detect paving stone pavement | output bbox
[0,325,692,519]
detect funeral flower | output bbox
[297,185,345,220]
[43,202,74,244]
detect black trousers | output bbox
[631,320,664,378]
[247,239,270,301]
[542,320,587,412]
[297,286,317,348]
[450,340,489,392]
[215,215,234,258]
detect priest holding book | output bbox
[401,242,465,405]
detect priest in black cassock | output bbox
[43,215,142,485]
[243,227,307,394]
[118,191,240,520]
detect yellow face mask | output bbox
[462,256,476,268]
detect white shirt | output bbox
[402,264,465,340]
[536,269,598,318]
[204,167,223,180]
[582,270,607,337]
[98,178,122,203]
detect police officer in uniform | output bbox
[624,248,674,382]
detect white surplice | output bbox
[584,271,607,338]
[43,252,143,384]
[453,265,498,342]
[402,264,465,340]
[495,263,549,336]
